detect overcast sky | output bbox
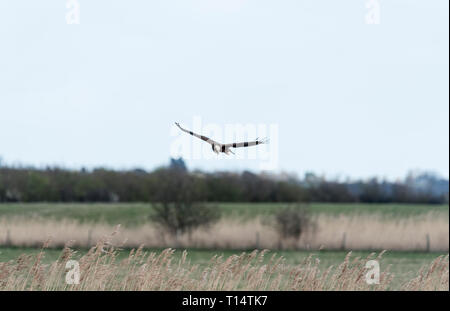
[0,0,448,180]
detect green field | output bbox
[0,202,447,226]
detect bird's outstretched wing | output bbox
[175,122,221,146]
[223,137,269,149]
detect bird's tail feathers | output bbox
[258,137,270,144]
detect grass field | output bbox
[0,245,447,290]
[0,202,447,226]
[0,203,448,290]
[0,203,448,251]
[0,246,444,276]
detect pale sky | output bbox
[0,0,448,180]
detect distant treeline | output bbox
[0,159,448,204]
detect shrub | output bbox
[273,205,313,240]
[151,202,221,238]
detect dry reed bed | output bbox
[0,213,448,251]
[0,232,448,291]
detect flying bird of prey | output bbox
[175,122,268,155]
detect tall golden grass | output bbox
[0,212,448,251]
[0,232,448,291]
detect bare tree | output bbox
[150,162,220,240]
